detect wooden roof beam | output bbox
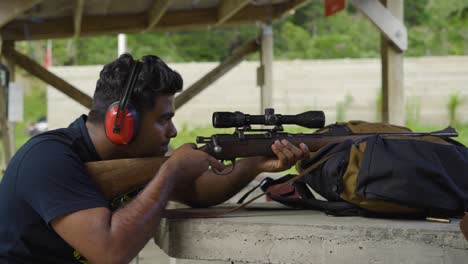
[350,0,407,51]
[272,0,308,19]
[1,45,93,109]
[217,0,250,25]
[146,0,172,30]
[175,38,260,110]
[1,1,308,41]
[0,0,42,28]
[74,0,85,38]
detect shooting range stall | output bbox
[0,0,405,163]
[3,1,461,263]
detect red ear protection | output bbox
[105,61,142,144]
[105,101,139,144]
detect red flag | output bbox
[44,40,53,68]
[324,0,346,17]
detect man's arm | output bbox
[173,140,309,207]
[51,144,224,264]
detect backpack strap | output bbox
[262,175,359,216]
[238,151,359,216]
[237,178,269,204]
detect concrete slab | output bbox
[155,204,468,264]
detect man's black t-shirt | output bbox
[0,115,108,263]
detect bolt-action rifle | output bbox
[86,109,458,200]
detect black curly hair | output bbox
[88,54,183,124]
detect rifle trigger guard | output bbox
[212,159,236,175]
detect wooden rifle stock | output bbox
[86,156,168,199]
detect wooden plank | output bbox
[0,0,42,28]
[380,0,405,125]
[0,82,13,166]
[74,0,85,38]
[0,41,15,165]
[175,38,260,110]
[3,42,16,155]
[217,0,250,25]
[1,4,284,41]
[146,0,172,30]
[350,0,407,51]
[1,45,93,109]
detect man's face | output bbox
[129,95,177,157]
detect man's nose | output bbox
[167,122,177,138]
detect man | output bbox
[0,54,309,263]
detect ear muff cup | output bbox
[105,101,140,144]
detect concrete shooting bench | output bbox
[155,203,468,264]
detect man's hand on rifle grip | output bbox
[256,139,310,173]
[168,143,226,183]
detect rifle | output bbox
[86,108,458,200]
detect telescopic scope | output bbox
[212,108,325,129]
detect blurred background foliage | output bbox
[15,0,468,64]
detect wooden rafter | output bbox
[175,38,259,110]
[74,0,85,38]
[1,45,93,109]
[0,1,306,41]
[146,0,172,30]
[272,0,308,19]
[0,0,42,28]
[217,0,250,25]
[350,0,407,51]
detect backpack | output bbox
[247,121,468,219]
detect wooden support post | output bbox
[1,45,93,109]
[380,0,405,125]
[175,38,259,110]
[0,41,15,167]
[259,22,274,113]
[0,82,13,168]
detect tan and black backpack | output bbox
[254,121,468,218]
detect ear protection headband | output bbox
[105,61,143,144]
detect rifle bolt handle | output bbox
[214,146,222,153]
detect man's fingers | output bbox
[275,140,294,164]
[207,156,226,172]
[182,143,198,150]
[299,143,310,160]
[280,139,305,159]
[271,141,287,162]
